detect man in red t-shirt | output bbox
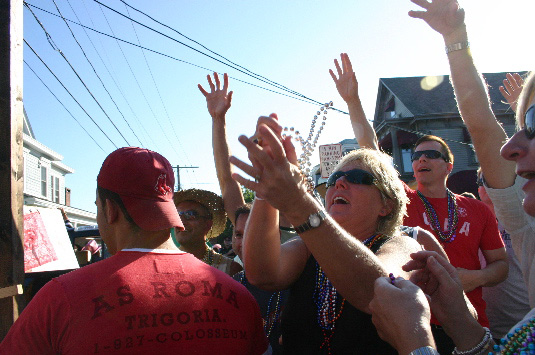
[402,135,507,353]
[0,147,267,355]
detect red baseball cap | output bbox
[97,147,184,232]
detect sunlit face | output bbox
[325,161,389,236]
[501,97,535,217]
[174,201,213,246]
[412,141,452,186]
[232,213,248,260]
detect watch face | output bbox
[309,214,321,228]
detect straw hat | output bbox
[173,188,227,238]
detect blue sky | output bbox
[22,0,534,213]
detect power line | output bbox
[24,2,333,110]
[95,0,314,102]
[119,0,309,99]
[25,2,131,146]
[74,0,161,151]
[24,39,118,149]
[24,59,106,153]
[52,0,145,147]
[123,4,199,185]
[96,3,186,165]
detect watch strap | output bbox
[294,210,326,234]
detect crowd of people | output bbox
[2,0,535,353]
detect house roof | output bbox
[378,72,527,117]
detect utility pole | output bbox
[173,165,198,191]
[0,0,24,341]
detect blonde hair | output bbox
[516,72,535,130]
[332,149,408,237]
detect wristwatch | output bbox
[294,210,326,234]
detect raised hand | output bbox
[499,73,524,112]
[408,0,465,37]
[198,72,233,120]
[329,53,360,105]
[230,123,305,212]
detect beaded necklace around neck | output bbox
[417,189,459,243]
[313,234,385,354]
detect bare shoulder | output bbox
[380,234,422,255]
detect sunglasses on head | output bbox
[178,210,211,221]
[325,169,376,189]
[524,104,535,139]
[411,150,449,162]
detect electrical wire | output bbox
[25,3,131,146]
[52,0,144,147]
[123,4,196,181]
[24,2,332,110]
[24,39,118,149]
[75,0,160,151]
[119,0,309,99]
[96,3,185,165]
[24,59,106,153]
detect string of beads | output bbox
[313,233,386,354]
[283,101,333,192]
[417,189,459,243]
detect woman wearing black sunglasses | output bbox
[230,118,422,354]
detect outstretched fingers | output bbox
[198,83,209,97]
[223,73,229,92]
[207,74,215,92]
[342,53,353,73]
[410,0,431,9]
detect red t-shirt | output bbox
[0,251,267,354]
[403,184,504,327]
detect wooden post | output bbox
[0,0,24,341]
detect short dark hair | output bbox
[414,135,454,165]
[97,186,139,229]
[234,204,251,225]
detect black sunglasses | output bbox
[476,175,485,187]
[524,104,535,139]
[178,210,211,221]
[411,150,449,162]
[325,169,376,189]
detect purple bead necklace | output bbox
[417,189,459,243]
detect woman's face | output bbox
[325,161,391,235]
[501,96,535,217]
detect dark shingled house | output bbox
[373,72,525,196]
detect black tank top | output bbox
[281,236,397,354]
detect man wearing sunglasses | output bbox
[402,134,507,353]
[332,48,507,354]
[173,188,242,276]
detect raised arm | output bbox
[231,122,398,312]
[409,0,516,189]
[329,53,379,150]
[199,72,244,225]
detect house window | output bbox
[41,166,47,197]
[401,149,413,173]
[55,177,60,203]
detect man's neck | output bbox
[179,239,208,260]
[417,181,448,198]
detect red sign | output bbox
[23,211,58,271]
